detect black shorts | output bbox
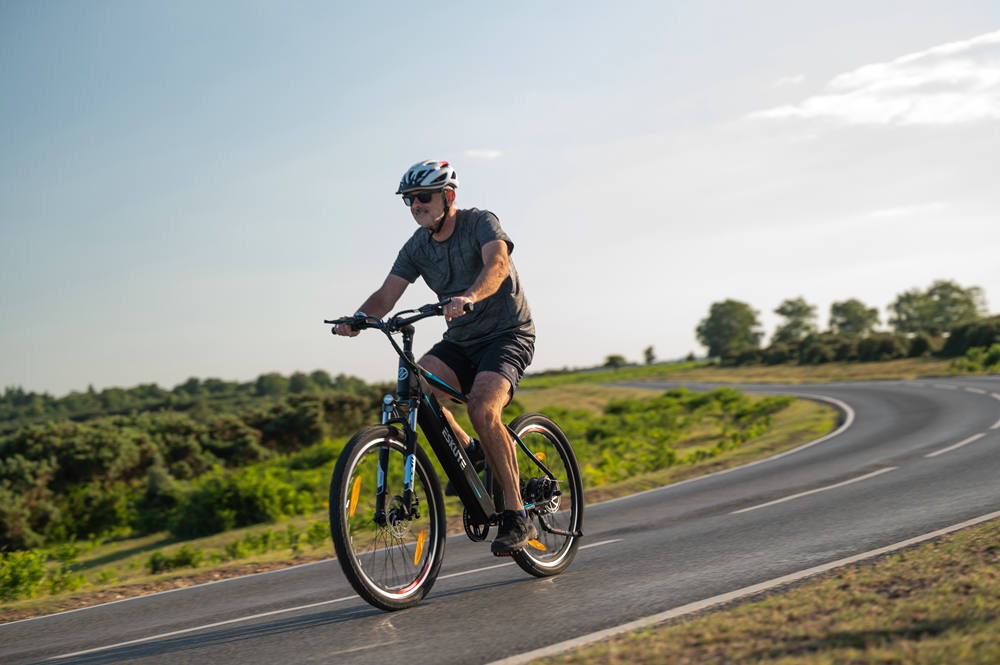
[426,331,535,396]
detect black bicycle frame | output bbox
[379,322,497,525]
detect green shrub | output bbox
[168,468,314,539]
[763,342,797,365]
[147,545,204,574]
[907,333,937,358]
[950,344,1000,373]
[0,549,46,600]
[941,315,1000,357]
[857,333,907,362]
[284,440,342,471]
[305,521,328,549]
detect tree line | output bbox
[0,372,391,551]
[0,370,376,435]
[695,279,998,365]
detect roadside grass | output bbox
[581,397,836,505]
[640,357,953,384]
[519,357,956,389]
[538,516,1000,665]
[0,384,836,622]
[520,361,708,388]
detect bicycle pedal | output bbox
[491,549,514,558]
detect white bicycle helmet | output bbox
[396,160,459,194]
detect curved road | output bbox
[3,377,1000,665]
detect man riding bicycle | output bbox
[333,159,537,554]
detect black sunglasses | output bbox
[402,191,436,206]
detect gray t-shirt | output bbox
[391,208,535,345]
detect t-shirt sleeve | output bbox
[390,241,420,283]
[476,210,514,254]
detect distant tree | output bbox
[830,299,880,336]
[203,378,234,395]
[604,354,627,369]
[772,297,817,344]
[696,300,763,357]
[643,346,656,365]
[254,373,290,397]
[889,279,987,336]
[174,377,204,397]
[309,370,334,390]
[289,372,318,394]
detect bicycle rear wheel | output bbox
[507,413,583,577]
[329,425,445,610]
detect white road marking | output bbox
[926,432,988,458]
[992,393,1000,401]
[487,510,1000,665]
[730,467,898,515]
[48,596,358,660]
[965,387,987,395]
[49,539,622,660]
[3,557,336,627]
[580,538,624,550]
[992,419,1000,431]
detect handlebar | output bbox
[324,299,473,335]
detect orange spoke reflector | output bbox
[528,539,547,551]
[415,529,427,565]
[534,452,546,461]
[349,476,362,517]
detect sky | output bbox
[2,1,999,396]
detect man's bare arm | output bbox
[357,274,410,318]
[334,274,409,336]
[444,239,510,321]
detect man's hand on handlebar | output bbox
[332,312,367,337]
[444,296,473,322]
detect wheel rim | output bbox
[516,423,580,569]
[341,437,440,600]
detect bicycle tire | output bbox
[507,413,584,577]
[328,425,446,610]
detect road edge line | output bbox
[487,509,1000,665]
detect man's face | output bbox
[407,190,447,228]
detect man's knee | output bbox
[466,372,511,429]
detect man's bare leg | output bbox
[466,371,522,512]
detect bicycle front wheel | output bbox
[508,413,584,577]
[328,426,445,611]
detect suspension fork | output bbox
[374,324,422,520]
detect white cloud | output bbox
[749,29,1000,125]
[464,149,504,159]
[772,74,805,88]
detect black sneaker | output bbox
[445,439,485,496]
[491,510,539,556]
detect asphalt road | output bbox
[3,376,999,665]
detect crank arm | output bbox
[537,514,583,538]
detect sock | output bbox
[517,509,528,518]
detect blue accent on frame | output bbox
[426,371,460,394]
